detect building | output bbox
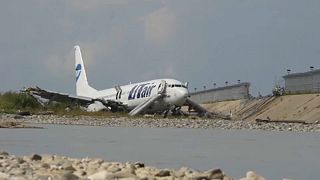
[283,68,320,94]
[189,82,250,104]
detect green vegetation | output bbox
[0,92,40,113]
[0,92,126,117]
[48,102,125,117]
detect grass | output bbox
[0,92,40,113]
[0,91,128,117]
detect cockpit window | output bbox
[168,84,187,89]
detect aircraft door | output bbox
[115,85,122,100]
[157,80,166,94]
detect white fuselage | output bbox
[82,78,189,112]
[74,45,188,113]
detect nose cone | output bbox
[174,88,189,106]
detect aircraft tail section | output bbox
[74,45,97,97]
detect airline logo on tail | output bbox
[75,64,82,82]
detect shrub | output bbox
[0,92,41,112]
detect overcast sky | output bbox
[1,0,319,95]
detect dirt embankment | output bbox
[202,94,320,123]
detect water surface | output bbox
[0,124,319,179]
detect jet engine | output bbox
[86,101,108,112]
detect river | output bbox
[0,124,319,179]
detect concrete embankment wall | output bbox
[202,94,320,123]
[283,68,320,94]
[189,83,250,104]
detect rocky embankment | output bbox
[0,121,42,129]
[1,113,320,132]
[0,151,267,180]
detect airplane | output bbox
[25,46,208,116]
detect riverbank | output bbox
[202,94,320,123]
[1,113,320,132]
[0,151,268,180]
[0,121,43,129]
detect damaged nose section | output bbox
[175,88,189,106]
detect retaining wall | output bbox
[283,69,320,94]
[189,82,250,104]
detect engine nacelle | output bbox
[86,101,108,112]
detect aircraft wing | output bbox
[23,87,92,105]
[185,98,230,119]
[23,87,126,111]
[184,98,209,115]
